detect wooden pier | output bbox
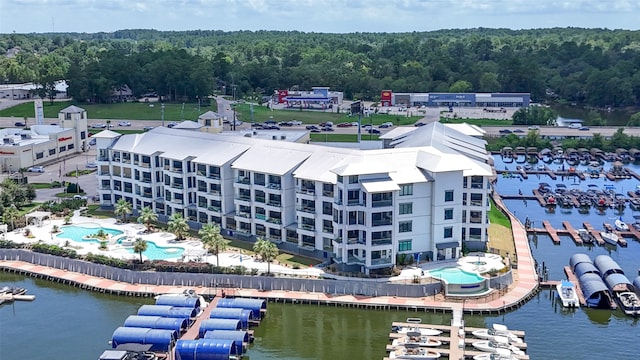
[583,222,605,245]
[526,220,640,246]
[179,296,220,340]
[563,266,586,307]
[385,320,529,360]
[542,220,561,244]
[562,221,582,245]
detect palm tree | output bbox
[199,224,227,266]
[133,237,148,263]
[253,237,279,274]
[114,198,132,223]
[2,204,20,231]
[167,213,189,240]
[137,207,158,233]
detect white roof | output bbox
[293,151,360,184]
[93,130,122,139]
[361,180,400,193]
[231,146,312,176]
[172,121,202,129]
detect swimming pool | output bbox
[122,241,185,260]
[428,267,486,285]
[56,225,123,243]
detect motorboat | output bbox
[600,231,619,246]
[392,318,443,337]
[556,280,579,308]
[388,343,441,359]
[616,292,640,316]
[577,229,595,244]
[392,332,442,348]
[473,348,516,360]
[472,324,522,344]
[614,218,629,232]
[472,336,525,356]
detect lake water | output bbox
[2,155,640,359]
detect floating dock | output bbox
[384,318,529,360]
[527,221,639,246]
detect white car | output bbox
[73,195,88,200]
[118,121,131,126]
[91,123,106,129]
[86,162,98,169]
[528,125,540,130]
[27,166,45,173]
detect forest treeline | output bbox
[1,28,640,107]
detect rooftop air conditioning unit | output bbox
[3,137,13,144]
[280,135,286,140]
[272,135,277,140]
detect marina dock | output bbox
[384,318,529,360]
[527,221,640,246]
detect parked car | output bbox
[91,123,106,129]
[527,125,540,130]
[367,128,381,134]
[378,123,392,128]
[579,126,590,131]
[499,129,512,134]
[513,129,525,133]
[89,138,96,146]
[86,162,98,169]
[73,195,88,200]
[289,120,302,126]
[27,166,44,173]
[322,126,334,132]
[118,121,131,126]
[14,121,25,127]
[337,122,352,127]
[143,126,154,131]
[306,125,319,130]
[310,129,321,133]
[166,122,179,128]
[414,122,426,127]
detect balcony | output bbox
[322,190,334,198]
[208,174,221,180]
[255,213,267,221]
[322,227,333,234]
[372,200,393,208]
[197,187,207,192]
[333,236,342,244]
[141,178,152,184]
[236,177,250,185]
[198,202,207,208]
[235,194,251,201]
[371,238,392,246]
[298,224,315,231]
[171,183,184,190]
[266,200,281,207]
[347,199,364,206]
[296,187,315,195]
[236,212,251,219]
[122,157,131,164]
[139,162,151,168]
[266,218,282,225]
[372,220,392,227]
[334,198,343,205]
[207,206,222,212]
[267,183,281,190]
[255,196,266,203]
[470,201,483,207]
[98,156,109,161]
[371,257,393,266]
[347,237,364,245]
[112,157,121,162]
[346,255,365,265]
[98,171,110,176]
[296,206,315,214]
[470,182,484,189]
[209,189,221,196]
[142,192,153,199]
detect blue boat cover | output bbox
[137,305,197,318]
[155,294,202,309]
[111,327,177,352]
[175,338,237,360]
[574,262,600,278]
[203,330,248,354]
[569,253,592,271]
[216,298,266,319]
[603,273,633,292]
[209,308,253,329]
[198,319,242,337]
[634,277,640,297]
[579,273,610,300]
[594,255,624,278]
[124,315,188,332]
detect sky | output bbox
[1,0,639,34]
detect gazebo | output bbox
[25,211,51,227]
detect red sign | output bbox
[58,136,72,142]
[381,90,392,107]
[0,151,14,155]
[23,148,31,152]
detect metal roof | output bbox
[603,273,633,292]
[361,180,400,193]
[578,273,610,300]
[569,253,593,271]
[574,262,600,278]
[594,255,624,277]
[634,276,640,296]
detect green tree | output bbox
[199,224,227,266]
[2,204,20,230]
[628,112,640,127]
[133,237,148,263]
[114,198,132,223]
[167,213,189,240]
[449,80,472,93]
[137,207,158,233]
[253,237,279,274]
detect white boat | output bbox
[616,292,640,316]
[392,318,443,337]
[600,231,619,246]
[392,332,442,348]
[615,218,629,231]
[473,348,516,360]
[556,280,579,308]
[389,343,441,359]
[471,324,522,344]
[472,336,525,356]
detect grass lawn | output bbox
[234,103,421,126]
[18,202,41,215]
[0,101,215,121]
[489,199,511,227]
[487,199,515,258]
[30,183,54,189]
[86,205,114,219]
[310,133,380,142]
[65,169,96,177]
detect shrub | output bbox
[66,183,84,194]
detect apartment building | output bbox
[94,122,492,274]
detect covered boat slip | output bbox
[634,277,640,297]
[569,253,593,271]
[209,307,254,330]
[155,294,203,309]
[175,338,239,360]
[216,298,266,319]
[111,327,177,352]
[124,315,189,332]
[138,305,198,319]
[203,330,250,355]
[198,319,243,337]
[578,273,616,309]
[593,255,625,278]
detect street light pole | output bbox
[161,103,165,127]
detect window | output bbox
[445,190,454,202]
[444,208,453,220]
[67,143,74,150]
[399,203,413,215]
[59,146,66,152]
[399,221,412,233]
[399,240,412,252]
[348,175,359,184]
[49,148,56,155]
[35,151,44,159]
[400,184,413,196]
[444,227,453,238]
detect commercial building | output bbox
[1,105,89,172]
[275,87,344,109]
[380,91,530,108]
[94,122,492,274]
